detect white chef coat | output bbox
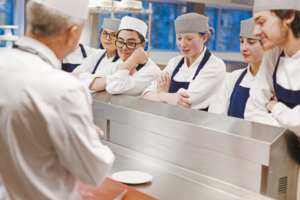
[142,47,226,110]
[73,50,116,87]
[62,44,100,68]
[209,66,255,115]
[95,58,161,96]
[0,175,9,200]
[0,37,115,200]
[245,46,300,136]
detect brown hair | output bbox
[272,10,300,38]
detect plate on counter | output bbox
[112,171,152,184]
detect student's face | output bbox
[240,36,264,64]
[116,30,145,61]
[253,10,288,50]
[100,28,117,52]
[176,33,206,58]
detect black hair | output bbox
[273,10,300,38]
[116,29,145,43]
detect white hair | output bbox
[26,1,84,37]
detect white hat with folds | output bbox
[30,0,89,19]
[118,16,148,39]
[253,0,300,12]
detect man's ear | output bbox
[141,42,146,49]
[65,25,79,46]
[285,12,295,26]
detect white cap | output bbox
[253,0,300,12]
[31,0,89,20]
[240,18,260,40]
[118,16,148,38]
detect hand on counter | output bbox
[162,91,191,108]
[94,125,104,137]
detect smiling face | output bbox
[240,36,264,65]
[176,33,207,60]
[253,10,288,50]
[116,30,145,61]
[100,28,117,52]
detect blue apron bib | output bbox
[62,44,87,72]
[273,51,300,109]
[92,51,120,74]
[168,49,211,111]
[228,69,249,119]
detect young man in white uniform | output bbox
[209,18,264,118]
[245,0,300,135]
[72,18,121,86]
[0,0,115,199]
[142,13,226,110]
[89,16,161,96]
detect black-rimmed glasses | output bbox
[115,40,142,49]
[100,30,117,39]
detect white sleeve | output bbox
[106,60,161,96]
[272,100,300,136]
[244,48,281,126]
[208,73,232,115]
[49,85,115,185]
[178,57,226,109]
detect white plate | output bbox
[112,171,152,184]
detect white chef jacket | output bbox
[0,37,115,200]
[142,47,226,109]
[209,66,255,115]
[245,46,300,136]
[95,58,161,96]
[73,50,116,87]
[62,44,100,67]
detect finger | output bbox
[94,125,104,136]
[181,97,192,106]
[178,100,191,108]
[179,91,190,98]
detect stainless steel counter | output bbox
[92,91,300,200]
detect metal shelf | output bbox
[89,6,152,14]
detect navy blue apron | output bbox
[228,68,249,119]
[273,51,300,109]
[168,49,211,111]
[91,51,120,74]
[62,44,87,72]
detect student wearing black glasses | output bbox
[71,18,121,87]
[88,16,161,96]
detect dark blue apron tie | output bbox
[168,49,211,111]
[273,51,300,109]
[92,51,120,74]
[136,59,148,71]
[169,49,211,93]
[227,68,249,119]
[62,43,87,72]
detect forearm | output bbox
[116,57,137,72]
[89,77,107,91]
[143,91,165,102]
[70,73,80,78]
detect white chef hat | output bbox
[102,18,121,32]
[174,13,209,34]
[31,0,89,20]
[253,0,300,12]
[118,16,148,39]
[240,18,260,40]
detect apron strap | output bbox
[79,43,87,58]
[193,49,211,80]
[92,52,107,74]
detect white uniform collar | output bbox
[183,46,207,68]
[15,37,61,69]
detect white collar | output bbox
[16,37,61,69]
